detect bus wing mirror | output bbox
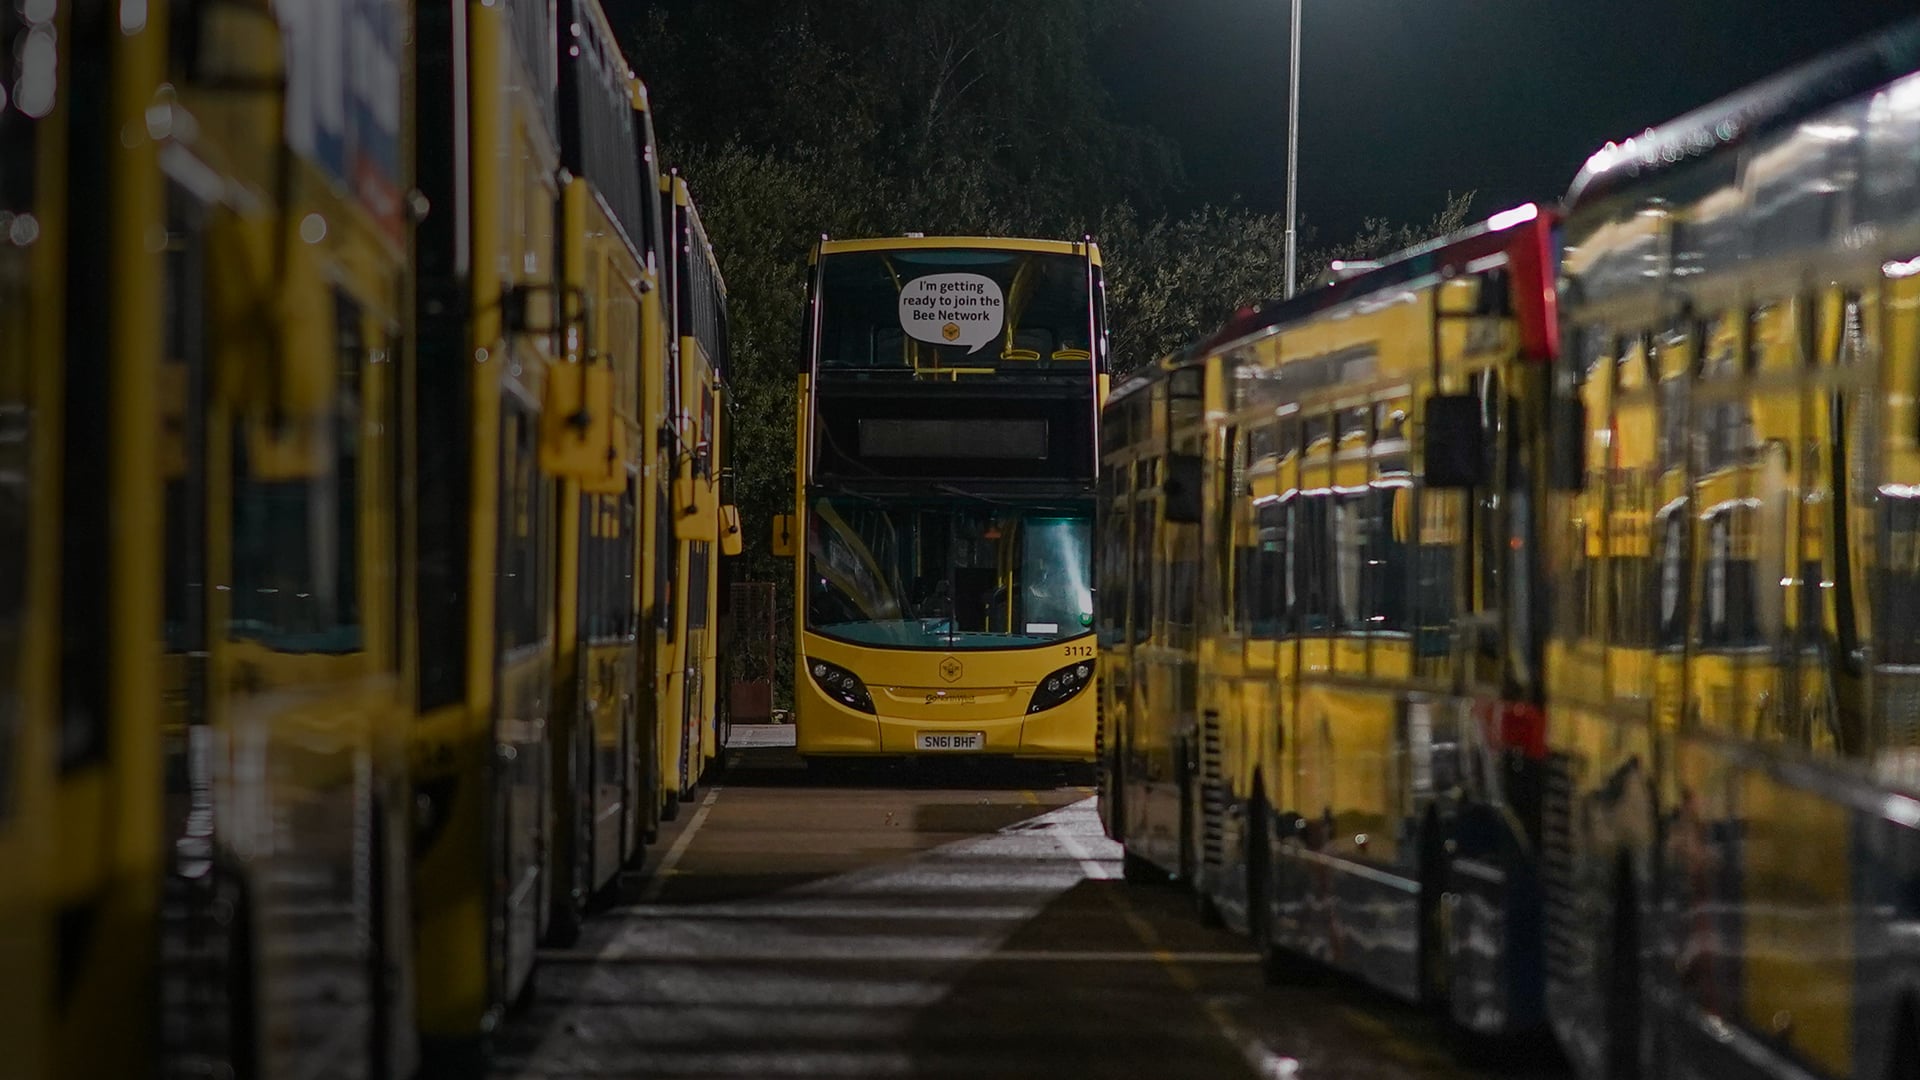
[1421,394,1488,489]
[720,505,744,557]
[673,474,718,542]
[540,361,614,479]
[1548,396,1587,492]
[1164,453,1203,524]
[771,513,797,558]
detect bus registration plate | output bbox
[916,731,984,751]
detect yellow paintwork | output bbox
[658,174,730,790]
[1549,210,1918,1077]
[818,235,1103,264]
[1102,217,1560,1017]
[795,631,1098,759]
[2,2,422,1075]
[412,0,563,1044]
[1206,277,1525,833]
[6,2,712,1075]
[0,3,69,1074]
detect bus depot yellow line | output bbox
[638,787,721,903]
[1104,886,1296,1079]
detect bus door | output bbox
[156,177,239,1072]
[494,393,550,1003]
[1163,368,1204,877]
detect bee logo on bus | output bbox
[939,656,963,683]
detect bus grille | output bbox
[1200,709,1227,874]
[1541,752,1577,977]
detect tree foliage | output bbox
[1096,190,1476,369]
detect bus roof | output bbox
[1107,201,1560,406]
[815,236,1103,265]
[1195,203,1557,359]
[666,173,728,299]
[1564,17,1920,210]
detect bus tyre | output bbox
[1121,846,1162,885]
[1193,888,1224,927]
[1605,871,1645,1080]
[216,862,260,1080]
[543,856,584,948]
[1246,790,1286,986]
[367,799,399,1079]
[543,748,590,948]
[1889,999,1919,1080]
[1418,820,1452,1014]
[420,1036,489,1080]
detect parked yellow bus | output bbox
[657,173,732,806]
[1098,206,1562,1045]
[780,237,1106,764]
[0,3,168,1076]
[0,1,729,1076]
[1541,24,1920,1080]
[1,2,422,1077]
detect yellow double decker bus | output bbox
[1097,205,1562,1049]
[780,237,1106,764]
[2,2,422,1077]
[658,173,733,806]
[1541,22,1920,1080]
[1,1,727,1076]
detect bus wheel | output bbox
[543,744,590,948]
[367,799,399,1079]
[419,1036,489,1080]
[1121,846,1162,885]
[1247,788,1286,985]
[1605,869,1644,1080]
[1888,999,1919,1080]
[1193,883,1225,927]
[1418,819,1452,1013]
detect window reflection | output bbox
[228,293,365,654]
[807,497,1093,651]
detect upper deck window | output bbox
[816,248,1094,374]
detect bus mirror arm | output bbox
[1547,396,1587,492]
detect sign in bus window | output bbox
[817,248,1092,371]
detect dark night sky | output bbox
[1103,0,1916,239]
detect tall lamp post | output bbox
[1283,0,1302,298]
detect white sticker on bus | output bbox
[898,273,1004,355]
[1025,622,1058,635]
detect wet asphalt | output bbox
[490,747,1572,1080]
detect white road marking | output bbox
[724,723,797,748]
[1051,808,1118,880]
[639,786,721,903]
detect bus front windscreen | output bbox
[806,498,1093,650]
[816,248,1093,371]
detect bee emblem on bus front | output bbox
[939,656,963,683]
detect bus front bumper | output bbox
[793,682,1095,761]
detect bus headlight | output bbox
[807,657,876,714]
[1027,660,1095,714]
